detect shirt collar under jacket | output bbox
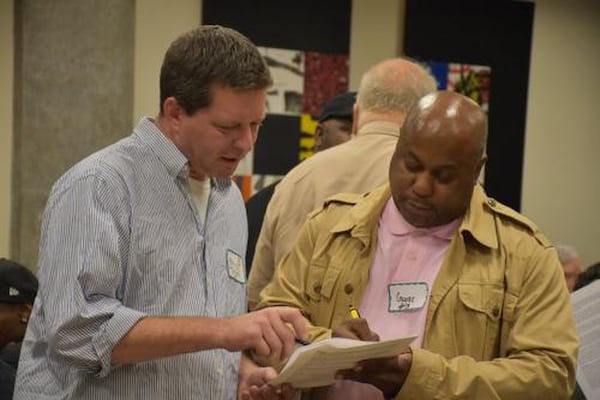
[383,197,461,240]
[330,184,499,251]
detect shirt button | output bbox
[313,283,321,294]
[344,283,354,294]
[492,307,500,318]
[488,199,497,207]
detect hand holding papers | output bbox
[268,335,416,389]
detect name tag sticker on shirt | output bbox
[226,249,246,284]
[388,282,428,312]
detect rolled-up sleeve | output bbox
[40,168,146,377]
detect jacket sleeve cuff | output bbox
[395,348,442,399]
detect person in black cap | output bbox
[0,258,38,399]
[245,92,357,273]
[314,91,356,152]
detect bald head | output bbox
[389,91,488,228]
[355,58,437,129]
[402,91,487,162]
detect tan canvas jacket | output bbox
[257,184,579,399]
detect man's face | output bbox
[389,130,484,228]
[173,86,266,178]
[314,118,353,152]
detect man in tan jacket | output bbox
[247,58,438,309]
[256,91,578,399]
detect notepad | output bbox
[269,335,416,388]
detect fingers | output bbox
[333,318,379,341]
[273,306,309,341]
[259,321,283,361]
[245,368,294,400]
[265,311,295,360]
[246,307,306,361]
[248,383,295,400]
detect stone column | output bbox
[12,0,134,269]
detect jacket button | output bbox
[313,283,321,294]
[344,283,354,294]
[492,307,500,317]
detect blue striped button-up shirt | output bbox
[15,118,247,399]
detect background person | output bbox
[556,243,583,292]
[313,91,356,152]
[0,258,38,399]
[245,91,356,272]
[247,58,437,309]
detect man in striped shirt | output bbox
[14,26,306,400]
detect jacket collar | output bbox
[459,185,499,249]
[330,184,499,250]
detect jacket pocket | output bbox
[306,263,342,301]
[457,283,504,360]
[305,263,342,326]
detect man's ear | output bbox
[17,303,32,324]
[475,155,488,184]
[162,97,183,126]
[351,103,359,136]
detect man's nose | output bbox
[412,172,433,197]
[234,125,258,152]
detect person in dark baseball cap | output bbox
[314,91,356,152]
[0,258,38,306]
[0,258,38,397]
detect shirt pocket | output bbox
[457,282,504,360]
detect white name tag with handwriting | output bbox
[226,249,246,284]
[388,282,428,312]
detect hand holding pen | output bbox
[331,305,380,342]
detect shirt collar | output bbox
[357,121,401,138]
[382,197,461,240]
[133,117,231,189]
[134,117,188,178]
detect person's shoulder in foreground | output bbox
[14,25,305,400]
[257,91,579,400]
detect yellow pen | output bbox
[349,305,361,319]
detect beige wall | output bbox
[349,0,406,89]
[522,0,600,267]
[133,0,201,122]
[2,0,599,267]
[0,0,13,257]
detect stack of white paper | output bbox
[269,336,416,388]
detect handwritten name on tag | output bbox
[226,249,246,284]
[388,282,428,312]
